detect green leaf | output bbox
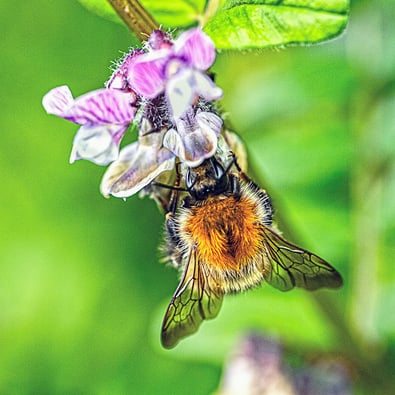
[204,0,350,49]
[140,0,206,27]
[78,0,206,28]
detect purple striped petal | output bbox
[107,49,145,90]
[174,28,216,70]
[42,85,74,119]
[67,89,136,125]
[127,49,170,97]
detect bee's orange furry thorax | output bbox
[181,195,262,271]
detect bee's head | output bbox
[186,157,229,200]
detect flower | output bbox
[42,86,136,165]
[128,28,223,119]
[43,27,226,199]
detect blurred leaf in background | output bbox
[0,0,394,394]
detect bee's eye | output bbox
[211,160,225,180]
[209,159,228,192]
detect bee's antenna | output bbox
[230,151,258,186]
[150,181,187,192]
[160,161,186,214]
[151,161,188,192]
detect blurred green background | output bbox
[1,0,394,393]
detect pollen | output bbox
[182,195,262,271]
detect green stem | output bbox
[107,0,159,41]
[247,151,388,384]
[199,0,220,26]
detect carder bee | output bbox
[160,153,343,349]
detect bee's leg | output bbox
[231,152,274,226]
[152,164,182,213]
[165,161,182,215]
[154,193,174,214]
[165,161,182,247]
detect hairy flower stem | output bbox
[107,0,159,41]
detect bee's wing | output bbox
[261,225,343,291]
[161,245,224,349]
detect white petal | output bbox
[196,111,223,136]
[166,69,195,119]
[193,72,223,101]
[166,70,223,120]
[163,115,221,167]
[138,118,166,149]
[70,124,121,165]
[162,128,185,160]
[42,85,74,117]
[100,142,175,198]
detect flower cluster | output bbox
[43,28,223,198]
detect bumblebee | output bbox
[161,154,343,349]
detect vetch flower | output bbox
[100,104,223,197]
[43,27,226,199]
[43,86,136,165]
[128,28,223,119]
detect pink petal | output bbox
[42,85,74,118]
[174,28,216,70]
[148,30,173,50]
[127,49,170,98]
[107,49,145,90]
[68,89,136,125]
